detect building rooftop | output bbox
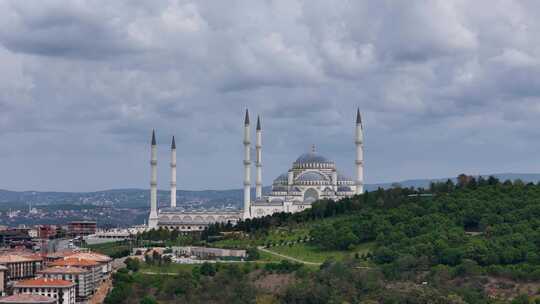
[0,294,56,304]
[66,252,111,263]
[46,249,78,259]
[49,258,100,267]
[0,254,42,264]
[14,278,75,288]
[38,266,89,274]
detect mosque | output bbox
[148,109,364,231]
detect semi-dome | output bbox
[296,171,329,182]
[294,152,333,164]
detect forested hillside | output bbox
[109,176,540,303]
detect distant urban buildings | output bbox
[0,244,112,304]
[67,222,96,238]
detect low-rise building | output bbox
[48,259,101,293]
[37,267,92,302]
[67,222,96,238]
[37,227,56,240]
[0,231,31,248]
[12,278,75,304]
[0,255,43,281]
[173,246,247,260]
[0,265,7,296]
[61,253,111,279]
[83,230,132,245]
[0,294,57,304]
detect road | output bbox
[89,279,111,304]
[257,247,373,269]
[257,246,322,266]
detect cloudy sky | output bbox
[1,0,539,192]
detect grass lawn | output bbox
[212,215,360,249]
[258,249,288,262]
[268,242,373,264]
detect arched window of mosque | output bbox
[304,188,319,204]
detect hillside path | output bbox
[257,246,322,266]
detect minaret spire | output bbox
[355,108,364,195]
[243,109,252,219]
[255,115,262,199]
[170,136,177,208]
[148,129,159,228]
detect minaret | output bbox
[243,109,251,219]
[170,136,177,208]
[355,109,364,195]
[255,116,262,199]
[148,130,159,228]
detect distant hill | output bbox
[0,188,248,210]
[366,173,540,191]
[1,173,539,209]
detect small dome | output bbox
[296,171,328,182]
[273,173,288,183]
[294,152,333,164]
[337,172,353,182]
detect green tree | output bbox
[139,296,158,304]
[200,262,217,276]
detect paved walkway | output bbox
[257,246,322,266]
[140,271,178,276]
[257,247,373,269]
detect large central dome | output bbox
[294,152,333,164]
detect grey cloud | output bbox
[0,2,145,60]
[0,0,540,191]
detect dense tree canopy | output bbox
[107,176,540,303]
[207,176,540,281]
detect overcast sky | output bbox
[1,1,540,192]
